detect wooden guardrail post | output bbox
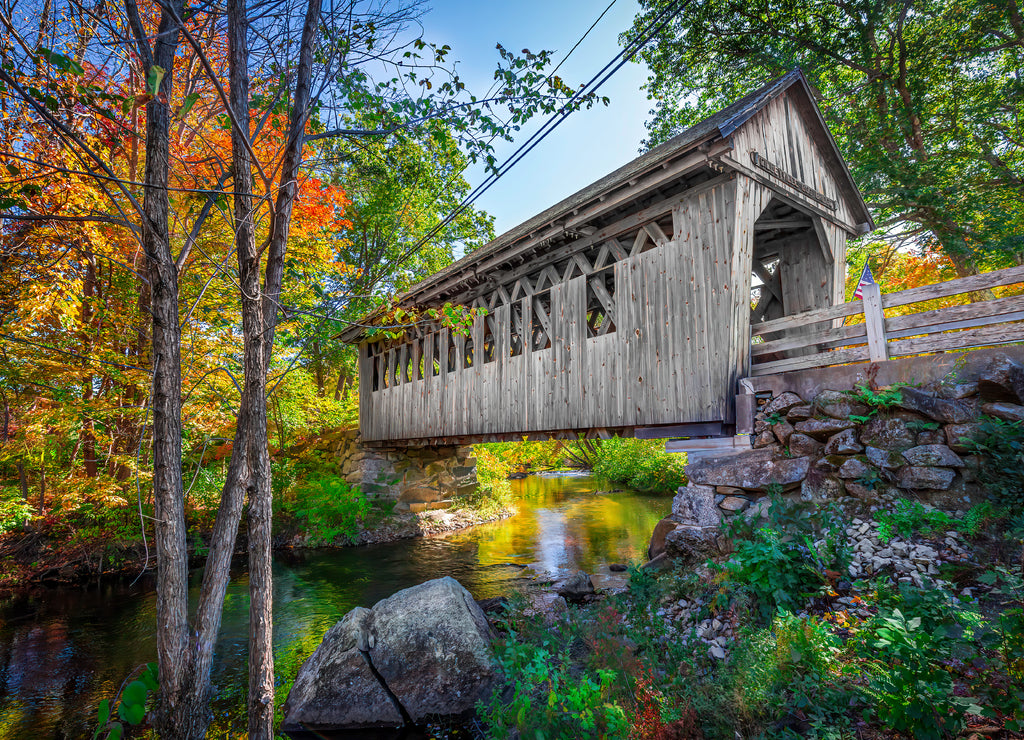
[862,282,889,362]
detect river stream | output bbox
[0,473,669,739]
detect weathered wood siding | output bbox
[360,179,752,442]
[356,83,868,444]
[728,93,857,231]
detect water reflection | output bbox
[0,475,669,739]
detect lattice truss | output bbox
[749,198,816,326]
[365,215,676,392]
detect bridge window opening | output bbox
[403,345,413,383]
[427,333,440,377]
[446,333,457,373]
[369,344,381,392]
[509,304,524,357]
[585,271,617,338]
[531,301,551,351]
[482,319,496,363]
[463,338,474,368]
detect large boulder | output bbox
[671,483,720,527]
[664,525,724,563]
[648,516,684,559]
[901,444,964,468]
[945,423,980,454]
[981,402,1024,423]
[794,418,856,440]
[283,577,498,732]
[977,354,1024,403]
[763,391,806,417]
[814,389,871,420]
[899,387,977,424]
[686,449,810,491]
[859,416,915,450]
[788,433,824,457]
[555,570,596,603]
[824,428,863,455]
[897,466,956,490]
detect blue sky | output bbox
[416,0,653,237]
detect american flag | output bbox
[853,262,875,299]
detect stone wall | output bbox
[319,430,478,513]
[651,352,1022,562]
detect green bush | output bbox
[724,529,827,619]
[857,609,975,739]
[591,437,687,493]
[877,499,997,543]
[478,637,628,739]
[280,475,373,545]
[968,416,1024,511]
[0,490,32,534]
[722,496,849,620]
[461,446,514,516]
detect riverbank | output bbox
[0,474,667,739]
[0,502,515,591]
[475,492,1024,738]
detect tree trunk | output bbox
[82,247,98,478]
[18,463,28,501]
[334,370,348,401]
[224,3,274,736]
[130,0,191,735]
[38,467,45,514]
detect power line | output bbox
[408,0,689,260]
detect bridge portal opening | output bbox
[750,198,837,358]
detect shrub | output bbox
[478,637,629,739]
[591,438,687,493]
[0,490,32,534]
[845,383,906,410]
[280,475,372,545]
[857,609,974,739]
[968,416,1024,511]
[464,446,514,515]
[724,528,827,619]
[722,496,849,620]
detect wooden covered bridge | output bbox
[343,69,875,445]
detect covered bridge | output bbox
[343,69,874,445]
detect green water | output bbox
[0,474,669,739]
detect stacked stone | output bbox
[327,430,478,511]
[649,353,1024,562]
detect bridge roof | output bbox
[343,68,871,343]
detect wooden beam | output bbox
[636,421,724,440]
[437,173,736,307]
[753,219,813,231]
[606,238,628,261]
[643,221,669,246]
[719,156,860,235]
[589,277,616,316]
[630,229,649,256]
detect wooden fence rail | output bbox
[749,264,1024,377]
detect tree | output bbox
[625,0,1024,274]
[0,0,604,735]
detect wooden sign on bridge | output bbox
[343,69,873,446]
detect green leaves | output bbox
[178,92,200,118]
[36,47,84,75]
[146,65,167,96]
[94,663,158,739]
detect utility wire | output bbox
[407,0,689,260]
